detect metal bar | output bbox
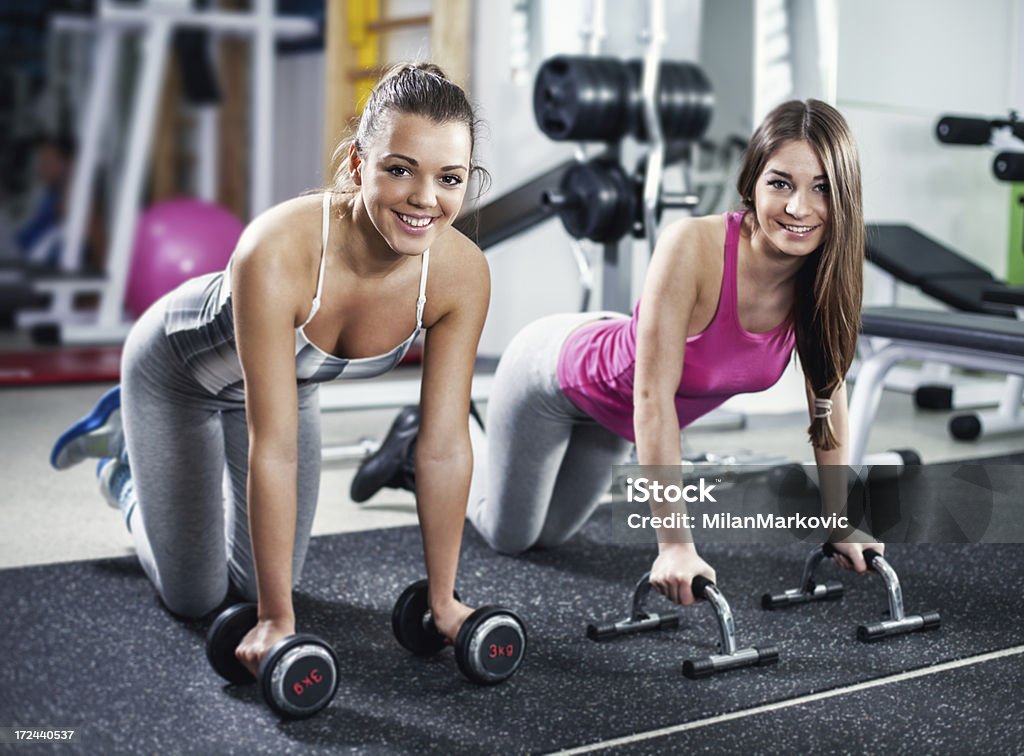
[61,23,120,272]
[250,0,274,216]
[453,157,585,249]
[703,585,737,656]
[640,0,666,258]
[96,18,172,330]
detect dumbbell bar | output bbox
[534,55,713,143]
[206,603,339,719]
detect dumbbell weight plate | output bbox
[392,579,461,657]
[554,160,635,243]
[206,603,258,685]
[259,634,339,720]
[533,56,632,142]
[454,607,527,685]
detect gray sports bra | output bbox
[163,192,429,399]
[293,192,429,380]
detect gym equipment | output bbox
[533,56,713,144]
[205,603,339,719]
[993,151,1024,181]
[533,56,633,142]
[927,112,1024,438]
[863,224,1024,442]
[541,152,702,246]
[935,113,1024,146]
[586,571,680,640]
[125,199,242,318]
[852,304,1024,466]
[542,159,637,243]
[391,579,527,685]
[764,544,941,642]
[761,546,844,609]
[586,572,779,679]
[18,4,317,344]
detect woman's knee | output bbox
[479,524,537,556]
[159,582,228,619]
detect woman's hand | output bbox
[829,532,884,574]
[235,616,296,678]
[649,543,717,605]
[430,597,475,644]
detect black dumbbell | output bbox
[391,579,527,685]
[206,603,339,719]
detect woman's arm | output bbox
[416,237,490,640]
[231,223,308,671]
[634,219,716,604]
[807,381,884,573]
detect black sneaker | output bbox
[350,405,419,503]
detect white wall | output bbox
[836,0,1019,306]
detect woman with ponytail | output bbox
[51,63,491,671]
[356,99,880,605]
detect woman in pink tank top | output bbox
[356,99,883,607]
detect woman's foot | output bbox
[51,385,123,470]
[350,406,419,502]
[97,457,137,531]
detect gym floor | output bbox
[1,367,1023,753]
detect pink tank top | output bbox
[556,211,796,441]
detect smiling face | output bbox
[350,111,472,257]
[751,139,830,257]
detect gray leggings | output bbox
[468,312,633,554]
[120,300,321,618]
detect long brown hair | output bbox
[328,62,489,196]
[736,99,864,450]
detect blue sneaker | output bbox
[96,457,136,531]
[51,386,123,470]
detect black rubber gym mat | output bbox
[602,650,1024,755]
[1,510,1022,753]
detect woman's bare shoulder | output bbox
[233,194,323,272]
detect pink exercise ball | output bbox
[125,198,244,317]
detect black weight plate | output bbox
[600,162,637,242]
[533,56,630,142]
[205,603,258,685]
[259,634,339,720]
[687,64,714,140]
[391,579,457,657]
[533,57,575,140]
[454,606,527,685]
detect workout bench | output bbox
[850,300,1024,465]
